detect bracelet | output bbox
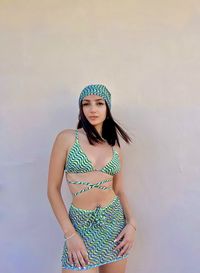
[127,222,137,231]
[64,232,76,240]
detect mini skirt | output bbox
[61,195,129,271]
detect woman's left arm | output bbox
[112,146,137,256]
[117,192,137,229]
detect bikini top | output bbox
[64,129,121,176]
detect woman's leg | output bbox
[99,257,128,273]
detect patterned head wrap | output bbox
[79,84,111,109]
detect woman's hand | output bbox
[66,231,90,269]
[113,223,136,257]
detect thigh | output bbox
[99,257,128,273]
[62,267,99,273]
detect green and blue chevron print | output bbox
[61,196,129,271]
[79,84,111,109]
[64,129,121,197]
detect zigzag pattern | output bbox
[68,178,113,196]
[79,84,111,109]
[100,152,120,175]
[64,129,121,176]
[61,196,129,270]
[64,129,121,197]
[65,138,93,173]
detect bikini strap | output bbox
[75,129,79,143]
[112,145,115,153]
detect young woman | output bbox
[47,84,137,273]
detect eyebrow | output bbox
[82,98,104,102]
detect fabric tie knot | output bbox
[82,205,113,230]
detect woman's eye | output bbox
[82,102,104,106]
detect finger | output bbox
[114,239,127,250]
[72,252,81,268]
[129,242,133,250]
[77,251,86,268]
[68,251,74,266]
[114,231,125,242]
[118,244,130,257]
[81,250,90,265]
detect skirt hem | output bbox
[61,254,129,271]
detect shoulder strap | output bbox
[75,129,79,142]
[112,145,115,153]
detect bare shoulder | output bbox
[57,128,75,138]
[54,128,76,149]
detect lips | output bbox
[89,116,98,118]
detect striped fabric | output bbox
[64,129,120,175]
[68,178,113,197]
[79,84,111,109]
[61,196,129,270]
[64,129,121,196]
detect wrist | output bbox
[63,228,76,238]
[126,218,137,231]
[127,222,137,231]
[64,231,77,240]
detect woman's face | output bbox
[81,95,107,125]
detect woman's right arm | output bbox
[47,130,90,268]
[47,130,76,237]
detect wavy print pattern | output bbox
[64,129,121,196]
[61,196,129,270]
[64,129,121,175]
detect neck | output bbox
[94,124,103,137]
[81,125,105,140]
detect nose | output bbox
[89,104,98,112]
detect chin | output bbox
[89,120,103,126]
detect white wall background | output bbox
[1,1,200,273]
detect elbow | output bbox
[114,189,126,197]
[47,185,60,199]
[118,191,126,197]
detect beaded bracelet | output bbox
[64,232,76,240]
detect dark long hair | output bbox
[77,100,133,147]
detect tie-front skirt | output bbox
[61,195,129,271]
